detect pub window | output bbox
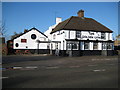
[55,43,58,49]
[47,44,50,49]
[67,44,71,50]
[93,42,98,50]
[15,43,19,47]
[21,39,27,43]
[107,43,113,50]
[102,42,106,50]
[84,42,89,50]
[76,31,81,38]
[101,33,106,39]
[31,34,37,39]
[72,43,78,50]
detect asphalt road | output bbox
[2,55,119,88]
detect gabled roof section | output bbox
[12,27,47,40]
[51,16,113,33]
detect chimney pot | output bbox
[77,9,84,17]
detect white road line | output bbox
[46,66,59,69]
[25,66,38,69]
[105,59,111,61]
[93,69,106,72]
[13,67,23,69]
[108,64,115,65]
[0,77,9,79]
[92,58,118,61]
[69,66,80,68]
[93,70,101,72]
[101,69,106,71]
[88,65,98,66]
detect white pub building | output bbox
[11,10,114,56]
[45,10,114,56]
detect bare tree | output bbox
[0,21,6,37]
[11,32,22,40]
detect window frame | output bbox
[15,43,19,47]
[72,43,78,50]
[101,33,106,39]
[107,43,113,50]
[93,42,98,50]
[21,39,27,43]
[102,42,107,50]
[76,31,81,38]
[31,34,37,40]
[84,42,89,50]
[67,41,79,50]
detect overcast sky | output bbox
[2,2,118,39]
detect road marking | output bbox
[93,70,101,72]
[107,64,115,66]
[93,69,106,72]
[69,66,80,68]
[88,65,98,66]
[92,58,118,61]
[0,77,9,79]
[46,66,59,69]
[105,59,110,61]
[101,69,106,71]
[13,67,23,69]
[25,66,38,69]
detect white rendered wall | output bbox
[14,29,48,49]
[98,42,102,50]
[48,29,113,51]
[89,42,93,50]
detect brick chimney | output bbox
[77,9,84,17]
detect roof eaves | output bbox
[12,28,48,40]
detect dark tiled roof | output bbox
[11,27,47,40]
[51,16,113,33]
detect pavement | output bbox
[1,55,119,88]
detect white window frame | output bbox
[72,43,79,50]
[67,41,79,50]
